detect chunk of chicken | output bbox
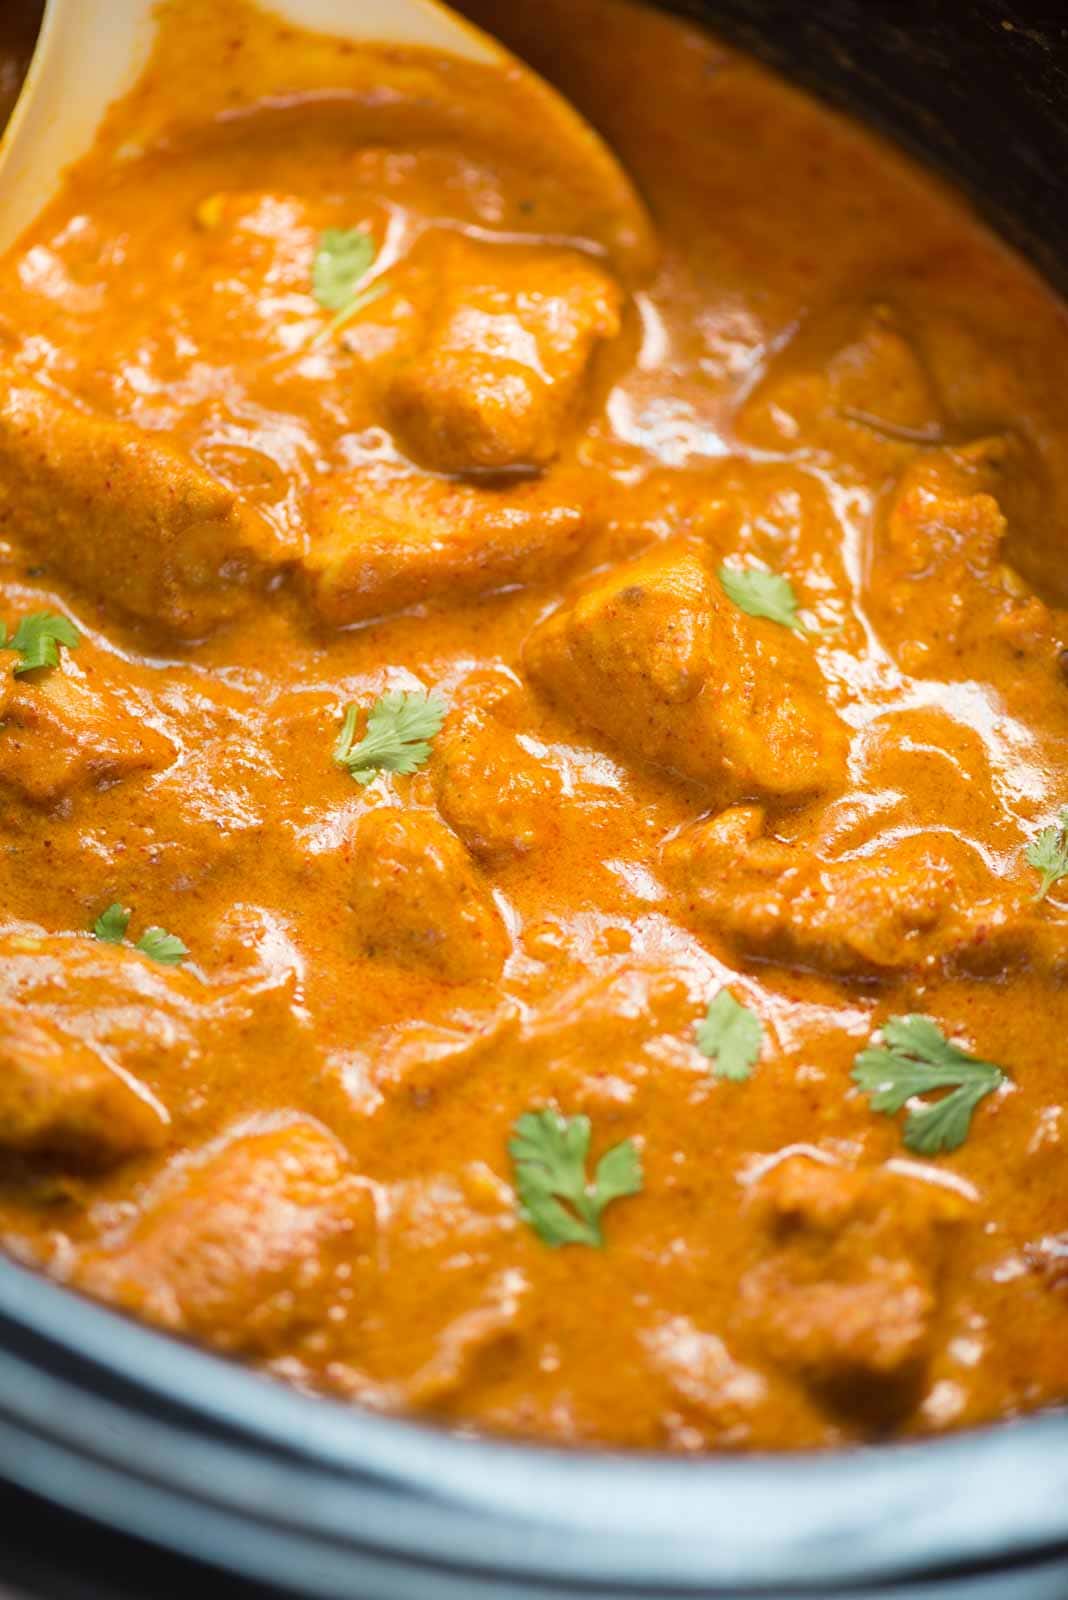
[0,932,301,1134]
[737,305,944,476]
[0,931,205,1082]
[432,705,559,861]
[347,808,509,983]
[513,962,692,1109]
[642,1315,778,1446]
[873,436,1062,676]
[0,1002,167,1166]
[737,1157,967,1408]
[76,1121,374,1357]
[665,805,1056,979]
[524,540,846,802]
[0,662,173,805]
[383,235,622,474]
[304,462,588,625]
[344,1003,520,1104]
[0,368,287,637]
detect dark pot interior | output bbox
[1,3,1067,1596]
[671,0,1068,299]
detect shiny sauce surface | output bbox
[0,0,1066,1450]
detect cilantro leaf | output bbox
[508,1109,643,1248]
[313,227,376,311]
[852,1013,1005,1155]
[92,902,131,945]
[1025,807,1068,902]
[334,689,446,785]
[695,989,763,1081]
[3,612,81,675]
[135,927,189,966]
[92,904,187,964]
[311,226,385,343]
[718,564,801,630]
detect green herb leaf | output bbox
[311,226,385,343]
[852,1013,1005,1155]
[134,926,189,966]
[313,227,376,311]
[508,1108,642,1248]
[1025,807,1068,902]
[718,564,801,630]
[3,612,81,675]
[91,903,188,965]
[92,902,131,945]
[696,989,763,1081]
[334,688,445,785]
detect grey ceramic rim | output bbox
[0,1259,1067,1596]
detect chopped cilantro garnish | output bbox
[1,612,81,675]
[718,564,801,630]
[1025,807,1068,902]
[334,688,445,785]
[696,989,763,1081]
[509,1109,642,1248]
[92,904,187,966]
[135,927,189,966]
[92,902,130,945]
[852,1014,1005,1155]
[313,227,376,310]
[312,226,385,342]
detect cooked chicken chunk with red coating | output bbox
[346,807,509,983]
[524,539,847,802]
[665,805,1063,979]
[0,932,300,1129]
[873,436,1063,676]
[0,662,173,806]
[737,306,945,474]
[304,463,587,625]
[432,704,560,861]
[0,1002,167,1166]
[76,1121,374,1356]
[0,368,289,638]
[383,234,622,474]
[737,1157,968,1405]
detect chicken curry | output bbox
[0,0,1066,1452]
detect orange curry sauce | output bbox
[0,0,1066,1451]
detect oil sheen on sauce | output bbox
[0,0,1065,1452]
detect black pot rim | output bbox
[1,1258,1067,1597]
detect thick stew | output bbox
[0,0,1066,1451]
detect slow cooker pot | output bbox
[1,3,1067,1595]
